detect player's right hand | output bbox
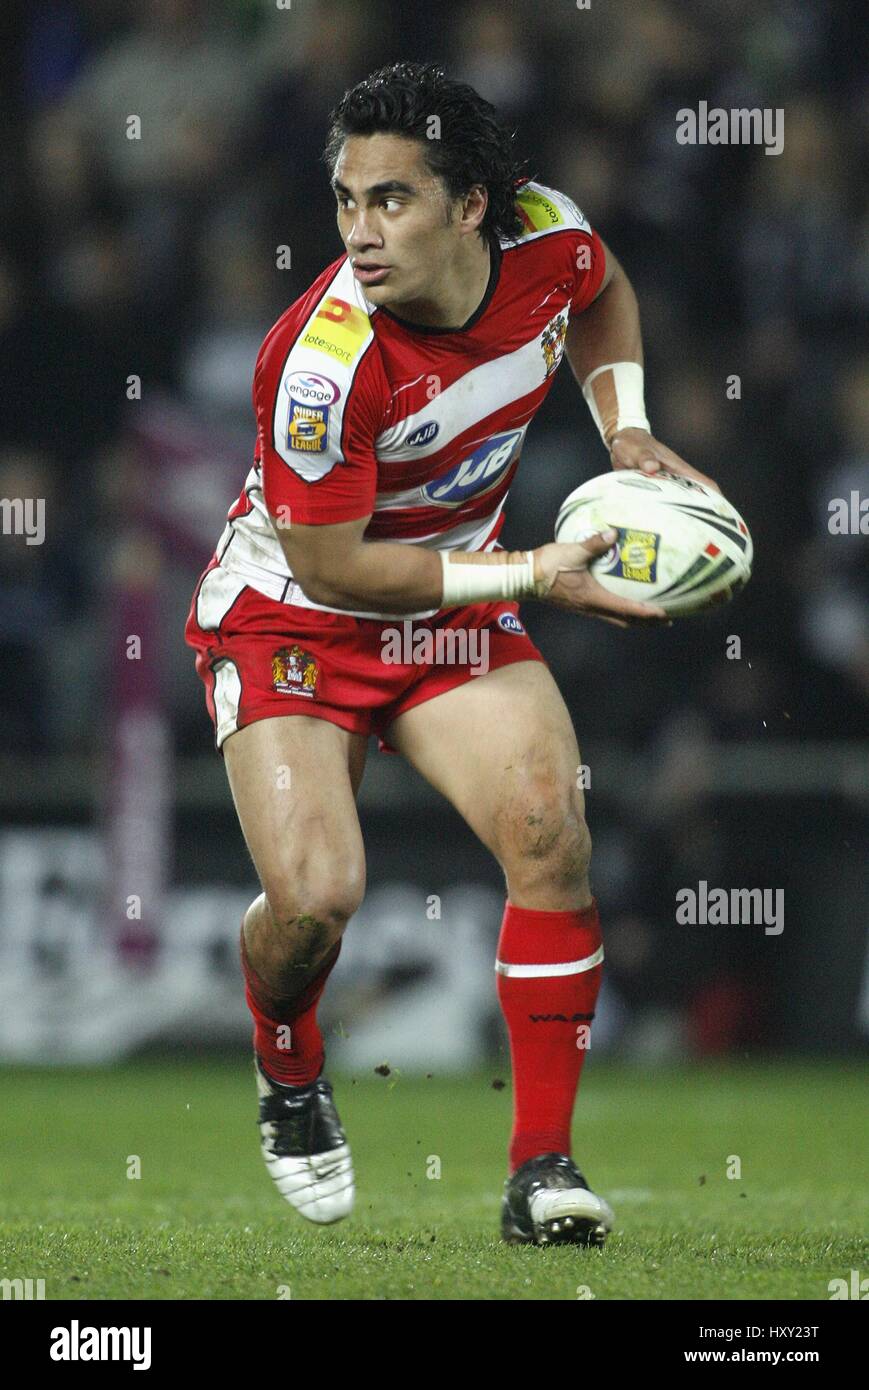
[532,531,669,627]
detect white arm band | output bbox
[582,361,650,448]
[440,549,538,606]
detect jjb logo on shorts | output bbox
[497,613,525,635]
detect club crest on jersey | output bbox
[541,313,568,377]
[288,401,329,453]
[599,528,661,584]
[497,613,525,635]
[272,645,318,697]
[423,429,523,506]
[405,420,439,447]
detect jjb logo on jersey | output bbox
[497,612,525,635]
[423,429,524,506]
[406,421,439,447]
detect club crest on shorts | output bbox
[272,645,318,697]
[497,612,525,635]
[541,312,568,377]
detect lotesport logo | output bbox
[423,429,523,506]
[50,1321,151,1370]
[301,296,369,365]
[515,188,565,234]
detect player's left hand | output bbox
[609,428,720,493]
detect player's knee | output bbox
[262,857,365,938]
[499,791,592,892]
[539,813,591,892]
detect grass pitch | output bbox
[0,1057,865,1301]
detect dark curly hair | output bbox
[323,61,530,244]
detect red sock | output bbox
[496,899,603,1173]
[240,927,340,1085]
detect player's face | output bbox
[331,133,478,310]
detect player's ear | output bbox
[458,184,487,234]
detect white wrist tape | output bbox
[582,361,650,448]
[440,549,538,605]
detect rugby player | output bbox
[185,62,716,1247]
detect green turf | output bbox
[0,1058,865,1300]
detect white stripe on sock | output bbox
[494,945,604,978]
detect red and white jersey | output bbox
[199,180,605,623]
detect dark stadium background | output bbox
[0,0,866,1073]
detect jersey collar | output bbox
[374,237,502,336]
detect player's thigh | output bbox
[222,714,368,922]
[384,660,586,861]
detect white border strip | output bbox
[495,945,604,978]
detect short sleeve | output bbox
[513,181,608,316]
[255,291,385,526]
[568,224,607,315]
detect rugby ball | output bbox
[554,469,752,616]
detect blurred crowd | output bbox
[0,0,865,759]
